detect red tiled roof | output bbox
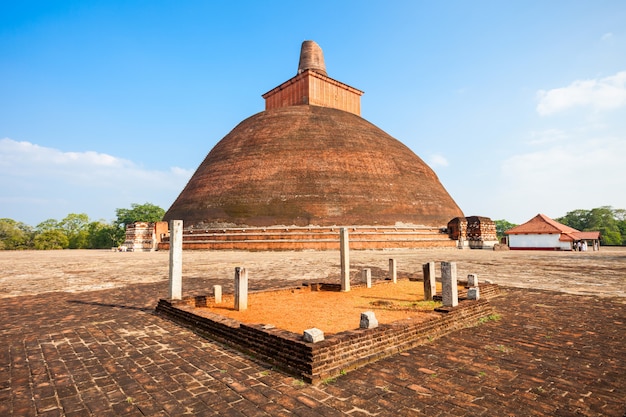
[505,214,580,235]
[573,231,600,240]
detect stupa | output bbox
[164,41,463,232]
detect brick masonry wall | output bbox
[447,216,499,249]
[155,285,499,383]
[157,225,457,251]
[263,70,363,116]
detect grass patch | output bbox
[478,313,501,324]
[321,376,337,385]
[292,378,306,387]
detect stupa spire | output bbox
[298,40,327,76]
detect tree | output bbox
[557,206,624,246]
[36,218,62,233]
[0,218,34,249]
[494,219,517,239]
[115,203,165,228]
[34,230,69,250]
[556,209,589,232]
[87,221,125,248]
[60,213,91,249]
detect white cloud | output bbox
[536,71,626,116]
[428,153,449,168]
[527,129,568,145]
[497,135,626,222]
[0,138,193,224]
[601,32,613,41]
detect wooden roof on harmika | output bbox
[163,41,463,228]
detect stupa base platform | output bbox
[157,225,457,251]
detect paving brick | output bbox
[1,278,625,416]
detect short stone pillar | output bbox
[234,267,248,311]
[362,268,372,288]
[340,227,350,292]
[441,262,459,307]
[389,258,397,283]
[168,220,183,300]
[360,311,378,329]
[468,287,480,300]
[213,285,222,304]
[303,328,324,343]
[467,274,478,287]
[423,261,436,301]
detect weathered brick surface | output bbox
[0,277,624,416]
[163,105,463,229]
[158,225,457,251]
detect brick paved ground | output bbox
[1,276,624,416]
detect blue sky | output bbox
[1,0,625,226]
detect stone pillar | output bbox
[360,311,378,329]
[468,287,480,300]
[423,261,436,301]
[362,268,372,288]
[303,328,324,343]
[234,267,248,311]
[467,274,478,287]
[441,261,458,307]
[213,285,222,304]
[168,220,183,300]
[340,227,350,292]
[389,258,397,283]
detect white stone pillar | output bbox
[340,227,350,292]
[168,220,183,300]
[423,261,436,301]
[441,261,458,307]
[360,311,379,329]
[213,285,222,304]
[303,328,324,343]
[234,267,248,311]
[389,258,397,283]
[362,268,372,288]
[467,273,479,287]
[468,287,480,300]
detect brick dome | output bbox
[164,105,463,227]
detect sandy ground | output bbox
[1,246,625,299]
[202,280,444,334]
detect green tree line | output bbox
[495,206,625,246]
[0,203,165,250]
[556,206,625,246]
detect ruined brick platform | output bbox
[155,284,500,383]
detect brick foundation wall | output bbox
[157,225,457,251]
[155,284,499,383]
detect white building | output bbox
[505,213,600,251]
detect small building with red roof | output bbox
[505,214,600,251]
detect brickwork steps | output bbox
[158,226,456,251]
